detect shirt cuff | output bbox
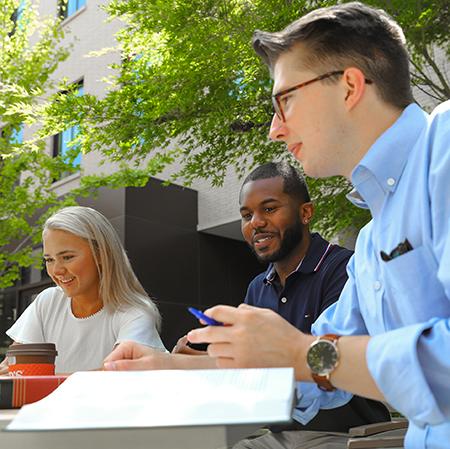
[367,319,445,428]
[292,381,353,425]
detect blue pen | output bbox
[188,307,224,326]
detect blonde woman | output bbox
[0,206,166,375]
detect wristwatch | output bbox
[306,334,341,392]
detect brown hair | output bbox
[252,2,414,110]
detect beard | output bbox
[249,217,304,264]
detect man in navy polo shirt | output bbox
[234,162,389,448]
[240,162,351,336]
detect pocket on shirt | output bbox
[382,243,448,325]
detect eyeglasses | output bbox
[272,70,373,122]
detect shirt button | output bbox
[281,297,288,303]
[374,281,381,290]
[387,178,395,186]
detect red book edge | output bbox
[0,376,69,408]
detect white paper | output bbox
[6,368,295,431]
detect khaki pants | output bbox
[233,430,349,449]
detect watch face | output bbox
[307,340,339,376]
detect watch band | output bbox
[311,372,336,392]
[310,334,341,392]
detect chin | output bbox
[256,252,275,264]
[303,165,329,179]
[301,162,318,178]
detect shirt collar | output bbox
[348,103,428,211]
[263,233,333,285]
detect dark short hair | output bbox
[252,2,414,110]
[240,162,311,204]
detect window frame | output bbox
[58,0,86,21]
[52,82,84,180]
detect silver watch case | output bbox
[307,338,340,377]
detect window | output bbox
[21,248,51,287]
[9,0,26,37]
[9,125,23,189]
[9,124,23,146]
[53,84,83,179]
[58,0,86,20]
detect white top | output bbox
[7,287,166,373]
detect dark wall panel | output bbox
[78,187,126,244]
[125,178,198,230]
[197,233,266,308]
[158,302,202,352]
[125,216,200,306]
[78,186,126,220]
[157,232,265,350]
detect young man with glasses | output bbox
[186,3,450,448]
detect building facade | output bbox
[0,0,265,353]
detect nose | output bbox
[52,260,65,276]
[269,113,287,141]
[251,212,266,230]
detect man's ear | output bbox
[301,202,314,225]
[342,67,368,111]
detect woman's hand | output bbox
[172,335,208,355]
[103,340,216,371]
[0,357,9,376]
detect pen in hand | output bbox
[188,307,224,326]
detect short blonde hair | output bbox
[43,206,162,331]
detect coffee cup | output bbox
[7,343,58,376]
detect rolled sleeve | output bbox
[292,382,353,425]
[367,319,447,427]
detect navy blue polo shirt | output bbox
[245,233,353,334]
[245,233,391,432]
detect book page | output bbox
[6,368,295,431]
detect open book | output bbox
[6,368,295,431]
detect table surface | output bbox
[0,409,261,449]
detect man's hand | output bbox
[103,340,217,371]
[172,335,207,355]
[187,303,315,381]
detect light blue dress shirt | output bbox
[313,101,450,448]
[291,384,352,424]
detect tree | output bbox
[368,0,450,103]
[0,0,80,287]
[1,0,177,288]
[24,0,450,242]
